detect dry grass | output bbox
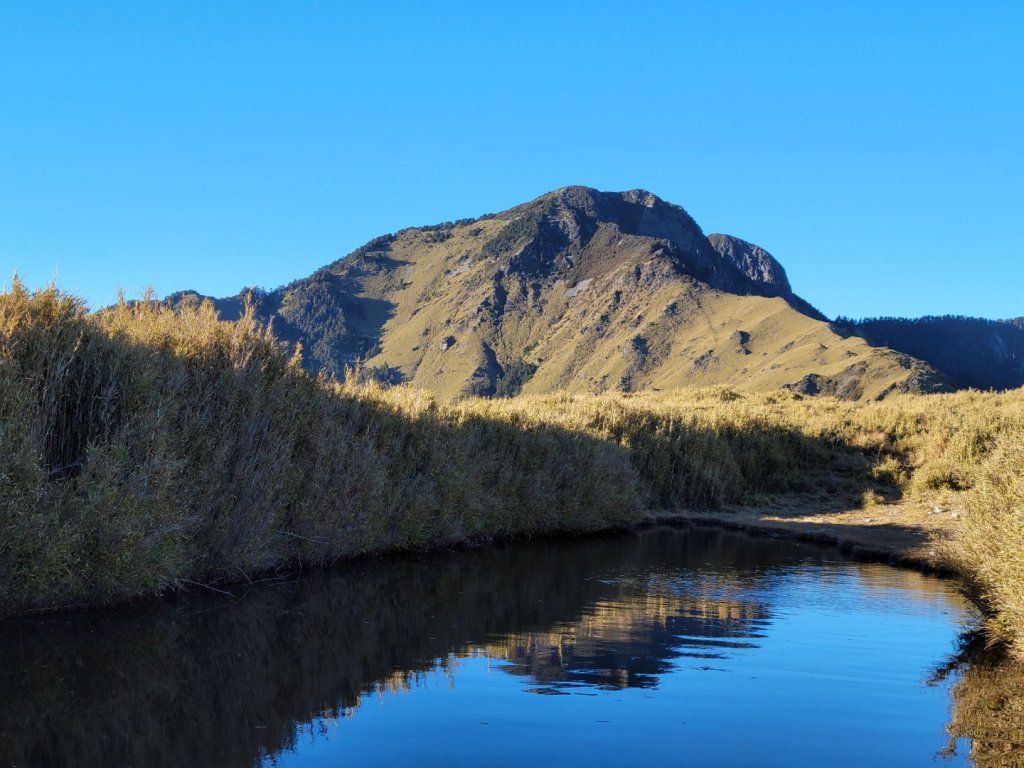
[943,434,1024,651]
[0,281,641,615]
[3,280,1024,651]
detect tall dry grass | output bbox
[3,279,1024,646]
[944,434,1024,651]
[0,281,642,615]
[470,386,1024,509]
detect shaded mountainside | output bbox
[834,315,1024,391]
[169,186,950,400]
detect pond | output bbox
[0,526,987,767]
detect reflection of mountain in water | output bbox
[493,591,769,690]
[0,527,961,767]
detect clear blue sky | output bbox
[2,1,1021,319]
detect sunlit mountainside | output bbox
[168,186,1023,400]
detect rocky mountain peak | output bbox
[495,189,811,307]
[707,234,792,297]
[492,187,734,290]
[529,186,704,242]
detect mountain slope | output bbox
[835,315,1024,391]
[169,186,947,400]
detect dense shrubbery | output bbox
[0,282,640,615]
[493,359,538,398]
[479,209,545,261]
[276,270,356,374]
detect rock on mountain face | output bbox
[454,186,789,298]
[168,186,950,400]
[707,234,792,297]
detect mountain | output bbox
[706,234,792,297]
[168,186,952,400]
[706,234,827,321]
[834,315,1024,391]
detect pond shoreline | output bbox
[652,497,965,576]
[3,496,974,625]
[669,514,955,575]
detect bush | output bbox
[948,434,1024,650]
[0,281,642,615]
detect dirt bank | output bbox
[652,496,964,574]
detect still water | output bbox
[0,527,982,767]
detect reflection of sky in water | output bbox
[269,555,973,767]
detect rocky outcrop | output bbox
[707,234,792,297]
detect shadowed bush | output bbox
[0,281,642,615]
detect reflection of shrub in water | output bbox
[935,634,1024,766]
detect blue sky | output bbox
[2,1,1021,319]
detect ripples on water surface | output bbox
[0,527,1001,767]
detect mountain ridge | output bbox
[166,186,1016,399]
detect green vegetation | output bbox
[836,314,1024,391]
[479,207,545,261]
[493,359,538,398]
[3,280,1024,661]
[276,270,355,375]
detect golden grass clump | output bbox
[946,433,1024,650]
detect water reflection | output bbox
[933,635,1024,766]
[0,527,976,767]
[492,586,771,691]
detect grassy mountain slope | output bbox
[170,186,946,400]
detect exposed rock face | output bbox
[166,186,955,400]
[783,361,872,400]
[486,186,737,291]
[707,234,792,297]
